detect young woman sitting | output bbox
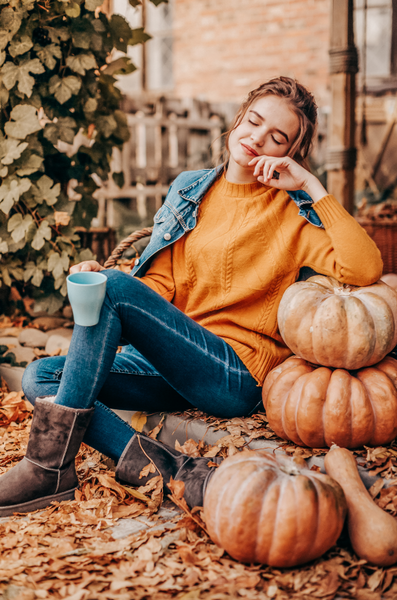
[0,77,382,516]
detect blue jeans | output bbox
[22,270,262,462]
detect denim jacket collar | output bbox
[177,166,224,204]
[178,167,324,229]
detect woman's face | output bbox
[227,95,300,183]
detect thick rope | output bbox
[104,226,153,269]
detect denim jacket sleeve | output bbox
[287,190,324,229]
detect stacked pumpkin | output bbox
[265,275,397,449]
[203,275,397,568]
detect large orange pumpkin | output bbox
[203,450,347,567]
[277,276,397,370]
[262,355,397,448]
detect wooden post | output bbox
[141,0,147,92]
[327,0,358,214]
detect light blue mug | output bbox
[66,271,107,326]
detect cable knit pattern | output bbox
[140,175,383,385]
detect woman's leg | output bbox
[2,338,195,515]
[3,269,261,513]
[53,269,261,416]
[22,352,191,462]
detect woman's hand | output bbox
[248,155,328,202]
[70,260,105,274]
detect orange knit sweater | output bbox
[139,175,383,385]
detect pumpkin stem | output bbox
[334,284,356,295]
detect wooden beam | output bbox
[327,0,358,214]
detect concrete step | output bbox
[0,365,24,392]
[2,365,383,491]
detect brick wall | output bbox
[173,0,331,108]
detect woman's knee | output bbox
[22,357,65,405]
[102,268,140,299]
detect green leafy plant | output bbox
[0,0,160,313]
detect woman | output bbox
[0,77,382,516]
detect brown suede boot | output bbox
[116,432,222,508]
[0,397,94,517]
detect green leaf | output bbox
[32,175,61,206]
[7,213,33,243]
[97,114,117,138]
[129,27,151,46]
[90,32,103,52]
[85,0,102,10]
[34,293,64,315]
[0,81,9,108]
[16,153,44,176]
[44,117,77,145]
[84,97,97,113]
[24,260,44,286]
[54,272,67,294]
[1,266,11,286]
[1,58,45,97]
[66,52,97,75]
[113,109,130,142]
[0,177,31,214]
[48,250,70,279]
[109,15,133,52]
[102,56,136,76]
[31,219,52,250]
[0,238,8,254]
[0,7,22,46]
[0,138,29,165]
[71,22,93,49]
[112,171,124,188]
[46,27,70,43]
[34,43,62,70]
[92,19,106,33]
[76,248,94,263]
[4,104,42,139]
[49,75,82,104]
[9,35,33,57]
[65,2,81,18]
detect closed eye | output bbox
[249,120,259,126]
[272,136,282,145]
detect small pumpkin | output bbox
[277,275,397,370]
[203,450,347,567]
[325,446,397,566]
[262,355,397,448]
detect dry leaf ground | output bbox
[3,385,397,598]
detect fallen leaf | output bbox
[369,478,385,499]
[148,415,165,439]
[175,438,201,457]
[130,411,147,432]
[139,461,157,479]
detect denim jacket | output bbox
[132,167,323,278]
